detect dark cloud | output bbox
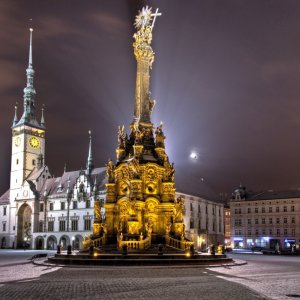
[1,0,300,200]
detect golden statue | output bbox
[84,6,193,252]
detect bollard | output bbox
[122,244,128,256]
[57,245,61,254]
[158,244,163,256]
[67,244,72,255]
[89,245,94,255]
[210,244,215,256]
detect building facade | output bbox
[230,187,300,250]
[181,192,224,250]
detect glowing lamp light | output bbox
[190,152,198,159]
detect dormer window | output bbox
[57,183,63,193]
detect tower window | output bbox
[40,203,44,212]
[32,159,36,166]
[16,159,19,165]
[3,206,7,216]
[2,222,6,232]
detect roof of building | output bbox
[245,189,300,201]
[0,189,10,205]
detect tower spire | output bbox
[12,105,18,126]
[14,27,40,128]
[40,106,45,127]
[86,130,94,174]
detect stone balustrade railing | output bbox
[118,235,151,250]
[165,235,194,250]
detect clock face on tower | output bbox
[29,136,40,149]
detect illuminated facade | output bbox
[230,187,300,250]
[181,193,224,250]
[83,7,193,251]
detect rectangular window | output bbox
[284,228,288,235]
[73,201,78,209]
[32,159,36,166]
[255,229,259,235]
[269,218,273,224]
[40,203,44,212]
[262,218,265,224]
[86,200,91,208]
[198,219,201,230]
[284,217,287,224]
[39,221,43,232]
[262,207,265,213]
[48,221,54,232]
[2,222,6,231]
[292,229,295,236]
[61,202,65,210]
[247,229,251,236]
[277,228,280,236]
[206,206,208,214]
[84,219,91,231]
[283,206,287,212]
[49,203,54,211]
[291,217,295,224]
[291,205,295,212]
[71,220,78,231]
[16,159,19,165]
[269,229,273,235]
[255,218,258,224]
[198,205,201,213]
[3,206,7,216]
[262,229,266,235]
[255,207,258,213]
[276,207,279,212]
[190,203,193,211]
[248,207,251,213]
[247,219,251,225]
[269,207,272,213]
[276,218,280,224]
[190,219,194,229]
[59,220,66,231]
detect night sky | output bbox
[0,0,300,201]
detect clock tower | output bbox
[10,28,46,200]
